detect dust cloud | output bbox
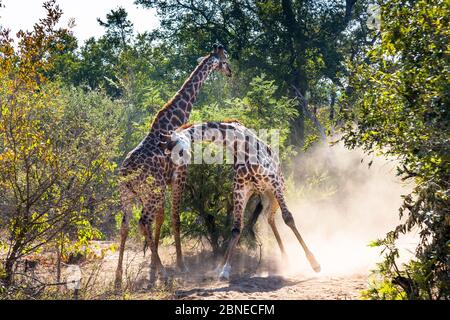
[255,142,418,278]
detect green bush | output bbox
[341,0,449,299]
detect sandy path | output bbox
[96,242,369,300]
[20,240,373,300]
[173,274,368,300]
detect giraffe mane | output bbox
[221,118,242,124]
[176,119,242,132]
[177,123,195,131]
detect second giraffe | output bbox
[163,120,321,280]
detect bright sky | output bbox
[0,0,160,44]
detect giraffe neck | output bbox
[149,55,219,138]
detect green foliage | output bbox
[192,74,298,160]
[136,0,373,144]
[0,2,122,285]
[97,7,134,49]
[364,233,440,300]
[341,0,449,299]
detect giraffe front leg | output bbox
[218,181,252,281]
[218,226,241,281]
[171,166,188,272]
[140,218,166,286]
[154,207,164,253]
[140,193,168,288]
[273,186,321,273]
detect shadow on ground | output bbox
[174,275,313,299]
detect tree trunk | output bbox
[56,238,63,284]
[292,85,327,144]
[3,255,16,287]
[329,90,336,120]
[280,0,309,146]
[205,213,220,257]
[198,204,220,257]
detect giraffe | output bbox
[114,44,232,290]
[162,120,321,280]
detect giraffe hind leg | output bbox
[265,193,287,258]
[273,186,321,273]
[244,194,263,240]
[171,166,188,272]
[140,215,168,286]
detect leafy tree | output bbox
[341,0,449,299]
[97,7,134,50]
[51,8,136,97]
[0,1,121,287]
[136,0,371,144]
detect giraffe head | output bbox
[161,130,192,165]
[164,130,190,153]
[205,43,232,77]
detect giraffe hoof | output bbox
[306,252,321,273]
[218,264,231,281]
[218,272,229,281]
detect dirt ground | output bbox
[8,145,416,300]
[173,274,368,300]
[94,241,369,300]
[16,226,418,301]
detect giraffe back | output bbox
[167,121,286,193]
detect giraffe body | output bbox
[164,121,321,280]
[115,45,231,289]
